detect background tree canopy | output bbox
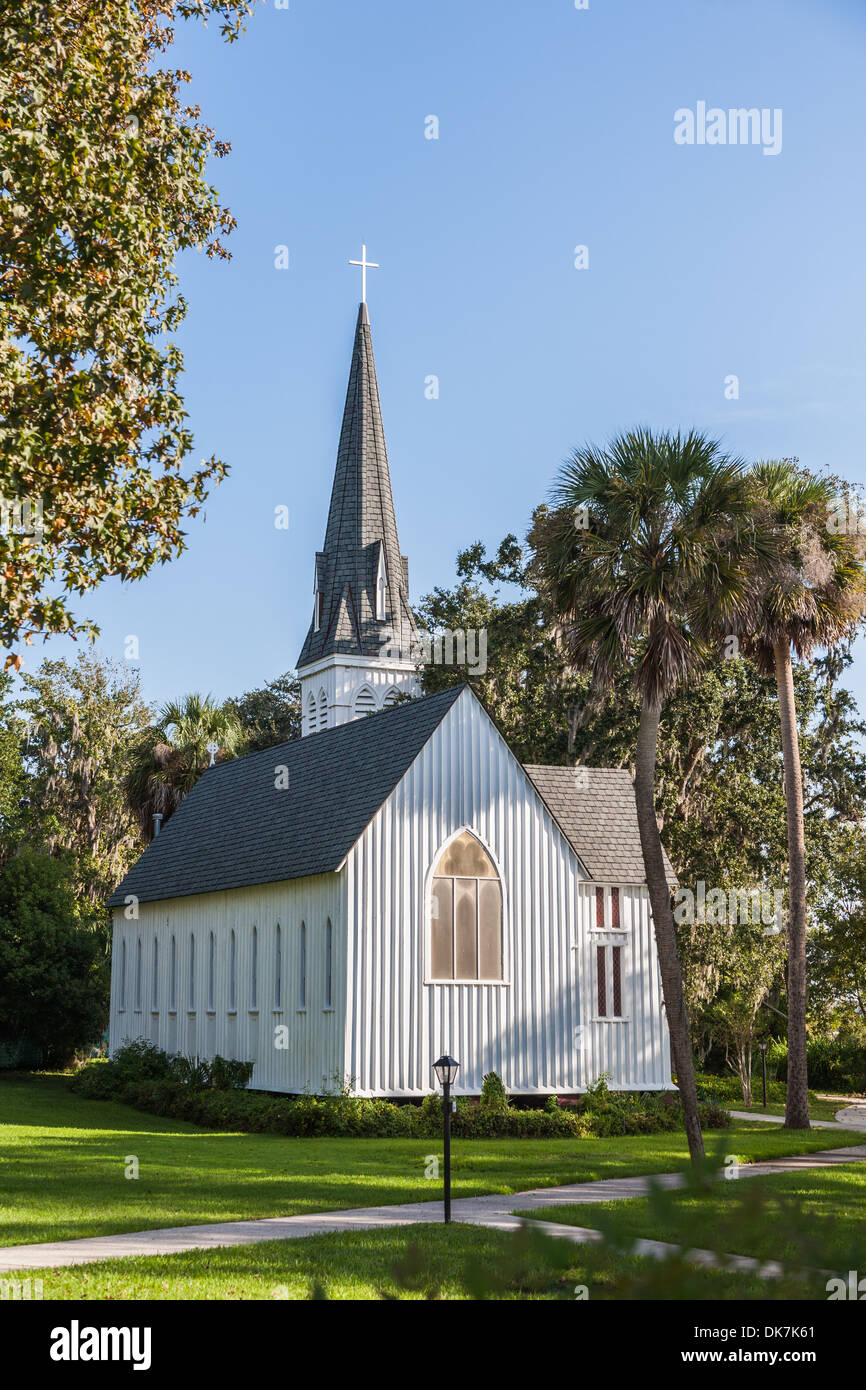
[416,525,866,1058]
[0,849,108,1065]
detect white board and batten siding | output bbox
[109,687,672,1099]
[109,873,344,1095]
[343,687,672,1097]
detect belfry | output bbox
[296,274,421,734]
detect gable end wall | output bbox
[343,689,672,1096]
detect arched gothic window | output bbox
[299,922,306,1009]
[274,924,282,1010]
[429,831,502,981]
[325,919,333,1008]
[207,931,215,1011]
[318,688,328,731]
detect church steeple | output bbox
[297,301,420,735]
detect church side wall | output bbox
[343,690,672,1097]
[109,873,345,1095]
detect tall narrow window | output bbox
[306,693,317,736]
[299,923,306,1009]
[151,937,159,1011]
[188,933,196,1010]
[250,926,258,1009]
[594,886,622,930]
[597,944,625,1019]
[135,937,142,1010]
[229,929,236,1011]
[169,935,176,1011]
[318,689,328,731]
[429,831,502,981]
[119,939,127,1011]
[274,924,282,1009]
[207,931,215,1011]
[596,945,607,1016]
[325,919,333,1008]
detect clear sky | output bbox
[36,0,866,715]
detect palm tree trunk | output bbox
[635,696,705,1163]
[773,640,810,1130]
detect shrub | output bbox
[479,1070,509,1115]
[698,1101,732,1130]
[72,1042,254,1100]
[71,1046,732,1140]
[772,1037,866,1094]
[209,1055,255,1091]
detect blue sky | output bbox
[38,0,866,715]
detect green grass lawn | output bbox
[2,1073,864,1249]
[749,1099,850,1122]
[1,1224,820,1301]
[695,1072,856,1124]
[518,1165,866,1271]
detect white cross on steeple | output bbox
[349,243,379,304]
[205,741,219,767]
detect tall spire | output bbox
[297,304,418,671]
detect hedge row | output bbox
[71,1046,730,1139]
[73,1070,594,1137]
[768,1038,866,1094]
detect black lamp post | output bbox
[759,1040,768,1109]
[432,1054,459,1223]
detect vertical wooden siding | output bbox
[344,689,672,1096]
[109,873,344,1094]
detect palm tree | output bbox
[732,462,866,1129]
[534,429,762,1164]
[127,693,241,841]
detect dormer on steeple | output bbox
[374,541,388,622]
[297,302,421,735]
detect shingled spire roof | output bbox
[297,303,418,668]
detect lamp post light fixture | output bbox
[432,1054,459,1223]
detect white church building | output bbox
[108,295,674,1098]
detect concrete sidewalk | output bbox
[727,1101,866,1131]
[2,1140,864,1274]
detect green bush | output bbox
[479,1070,509,1114]
[71,1046,731,1140]
[771,1037,866,1094]
[72,1041,254,1100]
[697,1101,732,1130]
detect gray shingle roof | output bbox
[297,303,418,669]
[523,765,677,886]
[108,686,463,908]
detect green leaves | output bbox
[539,429,754,709]
[0,1,258,656]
